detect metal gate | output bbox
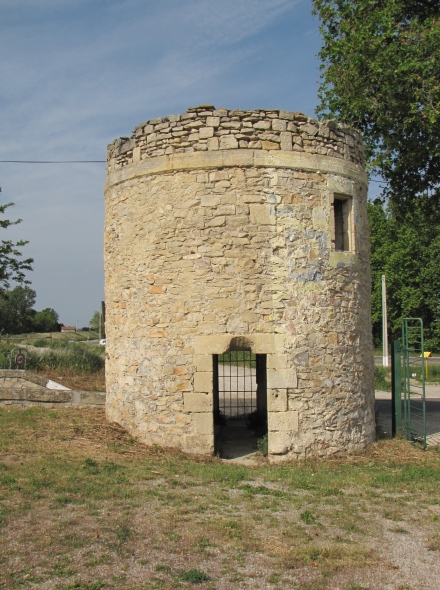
[214,351,257,418]
[401,318,426,449]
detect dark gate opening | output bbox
[213,351,267,458]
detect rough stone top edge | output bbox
[106,105,364,165]
[128,104,355,135]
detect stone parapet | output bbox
[107,105,364,172]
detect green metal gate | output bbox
[401,318,427,449]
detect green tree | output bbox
[89,310,100,332]
[89,310,105,337]
[0,286,36,334]
[0,198,33,289]
[33,308,60,333]
[313,0,440,211]
[369,198,440,350]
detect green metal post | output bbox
[391,340,402,436]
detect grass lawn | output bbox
[0,407,439,589]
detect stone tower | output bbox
[104,105,375,460]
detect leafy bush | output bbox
[257,433,268,456]
[374,366,391,391]
[31,339,49,348]
[0,345,12,369]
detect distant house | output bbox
[61,326,76,333]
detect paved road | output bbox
[375,355,440,365]
[375,386,440,445]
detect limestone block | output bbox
[24,390,72,403]
[327,175,355,196]
[211,298,240,310]
[268,410,299,433]
[242,311,259,323]
[199,127,214,139]
[207,137,219,151]
[268,389,288,412]
[272,119,287,131]
[267,368,298,389]
[205,216,226,228]
[184,392,213,412]
[254,120,271,130]
[201,195,220,207]
[249,204,274,226]
[219,136,238,150]
[302,123,319,136]
[312,207,327,230]
[250,334,284,354]
[149,286,165,294]
[194,335,231,354]
[193,372,212,393]
[175,413,191,425]
[261,141,280,150]
[184,434,214,455]
[133,147,141,162]
[193,354,212,371]
[267,354,288,369]
[206,116,220,127]
[269,430,292,455]
[192,412,213,435]
[147,329,168,338]
[280,132,292,151]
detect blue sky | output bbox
[0,0,375,328]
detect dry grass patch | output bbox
[1,407,440,589]
[34,367,106,392]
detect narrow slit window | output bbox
[333,195,353,252]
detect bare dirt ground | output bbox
[1,407,440,590]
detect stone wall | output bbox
[107,105,364,173]
[104,106,375,460]
[0,370,105,406]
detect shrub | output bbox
[26,345,104,374]
[31,339,49,348]
[178,569,209,584]
[257,433,268,456]
[374,366,391,391]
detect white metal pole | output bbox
[382,275,389,367]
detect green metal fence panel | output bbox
[402,318,426,449]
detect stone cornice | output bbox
[105,150,368,191]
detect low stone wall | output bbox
[0,370,105,407]
[107,105,364,172]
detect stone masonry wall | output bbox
[104,106,375,460]
[107,105,364,172]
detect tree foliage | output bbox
[0,287,61,335]
[313,0,440,210]
[369,198,440,350]
[0,286,37,334]
[33,308,60,333]
[0,199,33,289]
[89,310,105,336]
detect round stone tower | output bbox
[104,105,375,460]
